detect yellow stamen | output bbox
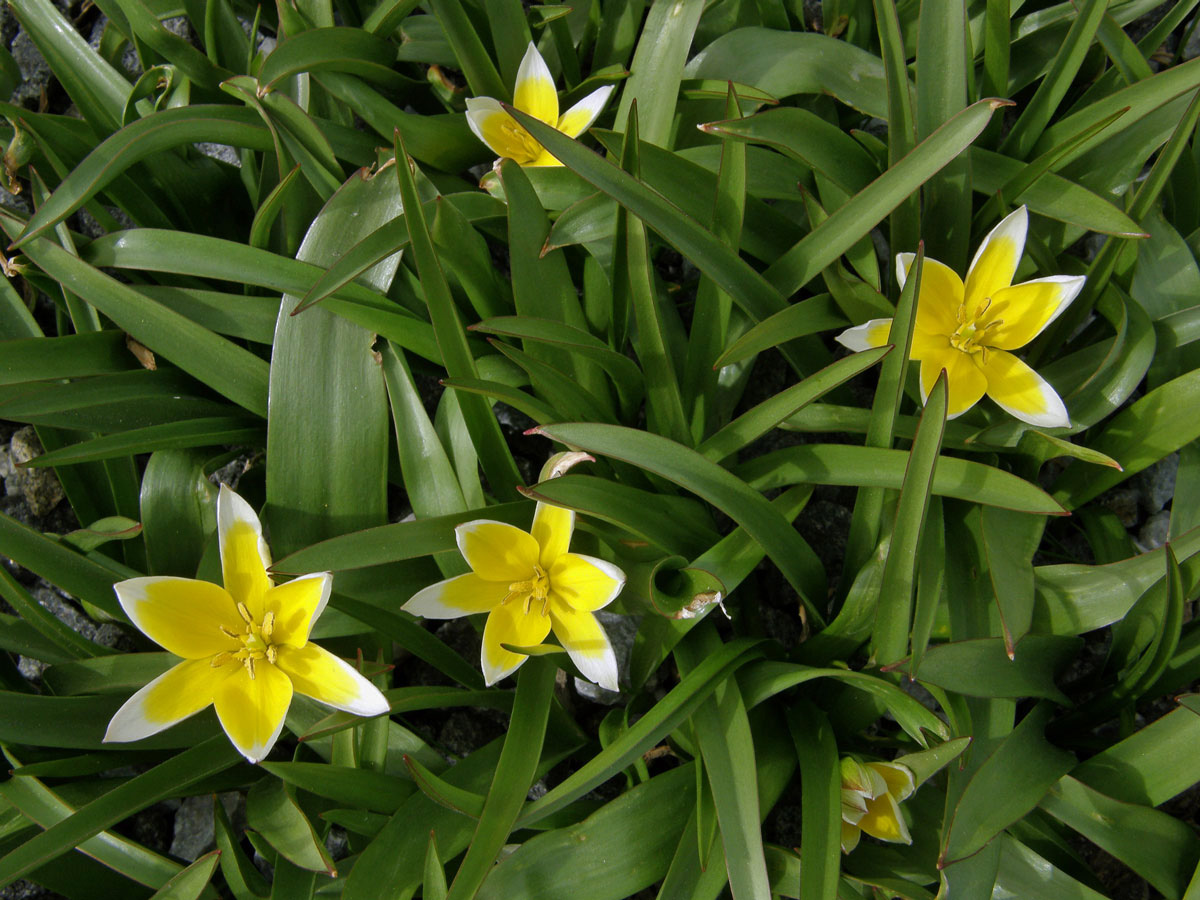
[261,611,275,639]
[237,602,253,624]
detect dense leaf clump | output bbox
[1,0,1199,897]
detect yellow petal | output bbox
[548,553,625,612]
[525,147,563,167]
[212,661,293,763]
[531,502,574,569]
[456,520,540,582]
[981,348,1070,428]
[868,761,915,802]
[981,275,1086,350]
[920,349,987,419]
[404,572,509,619]
[964,206,1027,316]
[557,85,614,138]
[466,98,542,165]
[548,600,618,690]
[480,602,552,686]
[275,643,390,717]
[104,657,233,743]
[218,485,272,619]
[513,42,559,125]
[841,821,862,854]
[903,256,965,339]
[835,318,892,352]
[115,576,241,659]
[858,791,912,844]
[262,572,331,648]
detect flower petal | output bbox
[531,502,574,570]
[548,601,618,691]
[466,97,538,164]
[262,572,331,648]
[835,318,892,352]
[982,275,1086,350]
[920,350,987,420]
[218,484,272,619]
[549,553,625,612]
[964,205,1027,315]
[480,602,551,686]
[841,821,862,854]
[115,576,241,659]
[513,42,559,125]
[104,658,233,744]
[858,791,912,844]
[456,520,540,582]
[869,761,915,803]
[898,255,965,340]
[212,661,293,763]
[275,643,390,717]
[404,572,509,619]
[557,85,614,138]
[981,348,1070,428]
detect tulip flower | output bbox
[105,485,390,763]
[465,42,613,167]
[837,206,1085,427]
[840,757,916,853]
[403,502,624,689]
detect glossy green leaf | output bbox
[536,423,827,619]
[148,851,221,900]
[246,777,335,875]
[913,635,1079,703]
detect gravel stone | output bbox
[1138,453,1178,515]
[1137,510,1171,551]
[6,427,63,516]
[9,30,51,107]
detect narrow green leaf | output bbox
[246,777,335,875]
[913,635,1079,703]
[147,850,221,900]
[787,702,840,900]
[536,423,827,620]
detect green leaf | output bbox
[393,141,523,501]
[872,372,946,665]
[1040,776,1200,897]
[941,704,1076,866]
[763,99,1007,298]
[246,777,335,875]
[1073,704,1200,806]
[737,444,1066,515]
[265,166,399,556]
[139,450,217,577]
[0,331,135,385]
[444,658,556,900]
[259,26,405,89]
[714,295,848,368]
[22,418,264,468]
[260,762,413,815]
[476,765,695,900]
[0,737,241,886]
[684,27,893,118]
[536,423,827,621]
[698,347,889,462]
[787,702,841,900]
[913,635,1079,703]
[0,748,189,892]
[147,851,221,900]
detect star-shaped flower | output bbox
[403,502,624,689]
[465,42,613,167]
[104,485,390,763]
[836,206,1085,426]
[840,757,916,854]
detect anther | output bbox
[237,602,253,624]
[211,651,233,668]
[219,625,240,640]
[244,657,256,679]
[267,646,278,665]
[262,611,275,639]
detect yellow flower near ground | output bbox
[840,757,916,853]
[403,502,625,689]
[465,42,614,167]
[104,485,389,763]
[837,206,1085,427]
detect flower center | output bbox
[949,298,1004,359]
[212,602,277,679]
[505,565,551,616]
[499,120,546,165]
